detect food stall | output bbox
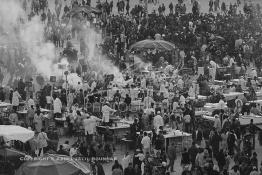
[164,130,192,153]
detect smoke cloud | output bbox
[83,27,125,84]
[0,0,125,87]
[0,0,59,80]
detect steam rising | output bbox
[83,27,125,84]
[0,0,60,80]
[20,17,59,77]
[0,0,125,88]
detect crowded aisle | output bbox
[1,0,262,175]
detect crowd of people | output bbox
[2,0,262,175]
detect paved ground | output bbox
[42,0,262,18]
[91,0,262,14]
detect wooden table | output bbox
[223,92,244,101]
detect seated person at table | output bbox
[113,90,121,102]
[69,144,78,157]
[57,145,69,156]
[9,109,18,125]
[62,140,71,152]
[250,104,262,115]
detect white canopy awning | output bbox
[0,125,34,143]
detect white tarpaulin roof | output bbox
[0,125,34,143]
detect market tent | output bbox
[0,125,34,143]
[0,148,26,158]
[130,39,176,51]
[0,148,26,169]
[15,154,90,175]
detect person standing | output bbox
[83,115,92,144]
[46,93,53,110]
[37,128,49,156]
[169,2,173,14]
[12,88,21,111]
[227,130,236,156]
[188,142,198,169]
[102,102,116,125]
[181,148,190,168]
[153,111,164,132]
[167,142,176,172]
[210,60,218,81]
[209,0,214,12]
[210,130,221,158]
[213,114,222,132]
[141,132,151,155]
[124,94,131,110]
[27,95,35,109]
[27,105,35,127]
[34,110,43,133]
[0,87,5,102]
[18,78,26,100]
[110,0,113,13]
[126,1,130,15]
[89,114,102,140]
[249,119,256,150]
[53,94,62,118]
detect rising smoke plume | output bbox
[82,27,125,84]
[0,0,125,88]
[0,0,61,80]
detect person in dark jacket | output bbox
[124,94,132,108]
[195,127,203,145]
[96,161,105,175]
[210,130,221,158]
[0,87,5,102]
[181,148,190,167]
[216,149,226,172]
[57,145,69,156]
[124,163,135,175]
[188,142,198,168]
[167,142,176,172]
[9,89,13,104]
